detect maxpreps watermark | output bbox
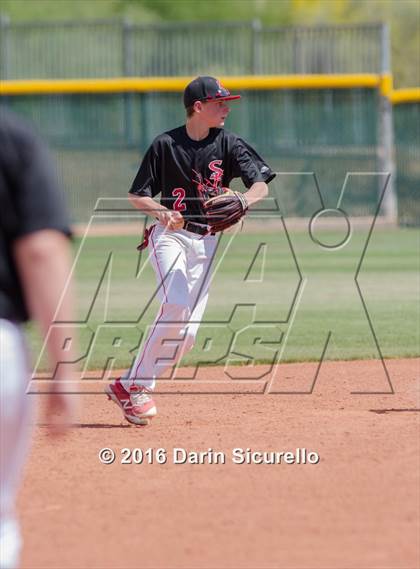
[99,447,320,465]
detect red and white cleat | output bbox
[105,378,157,425]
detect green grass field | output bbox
[30,226,419,372]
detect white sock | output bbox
[120,376,154,393]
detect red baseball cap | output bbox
[183,76,241,108]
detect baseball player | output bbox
[106,76,276,425]
[0,109,76,569]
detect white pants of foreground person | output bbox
[0,319,34,569]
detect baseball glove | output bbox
[203,189,248,233]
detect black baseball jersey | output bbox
[0,109,71,323]
[129,126,275,223]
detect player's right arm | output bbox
[13,230,77,434]
[128,195,184,230]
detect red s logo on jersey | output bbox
[209,160,223,188]
[192,161,224,200]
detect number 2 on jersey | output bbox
[172,188,187,212]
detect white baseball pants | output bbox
[123,224,218,391]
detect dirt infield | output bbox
[20,358,419,569]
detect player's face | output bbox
[201,100,230,127]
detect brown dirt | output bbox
[20,358,419,569]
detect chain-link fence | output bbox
[0,18,384,79]
[6,90,416,226]
[1,18,416,225]
[394,102,420,226]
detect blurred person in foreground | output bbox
[0,108,77,569]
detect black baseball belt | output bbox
[183,220,214,236]
[137,221,214,251]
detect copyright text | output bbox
[99,447,320,465]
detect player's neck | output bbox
[185,119,210,142]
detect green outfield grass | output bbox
[29,226,419,372]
